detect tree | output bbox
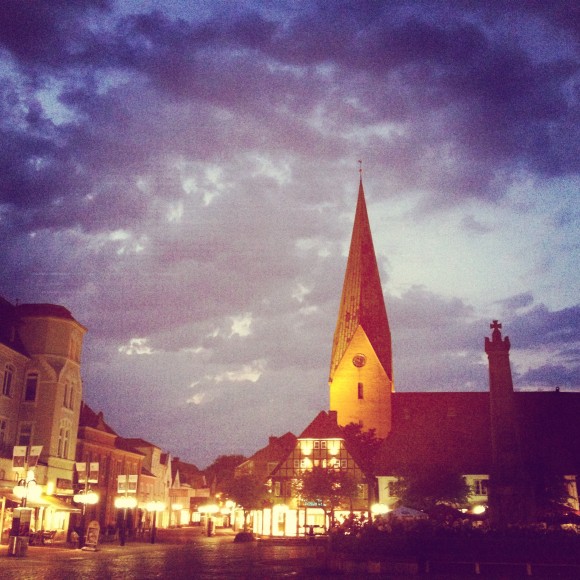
[204,454,246,492]
[393,465,471,512]
[295,466,359,530]
[226,475,269,532]
[342,422,383,473]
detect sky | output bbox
[0,0,578,468]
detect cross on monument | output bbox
[490,320,502,331]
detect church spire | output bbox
[329,174,393,384]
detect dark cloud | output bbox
[518,363,580,390]
[1,0,578,465]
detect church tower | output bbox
[486,320,535,526]
[329,174,393,438]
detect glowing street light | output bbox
[114,495,138,546]
[146,501,165,544]
[14,472,42,508]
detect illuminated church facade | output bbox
[240,175,579,535]
[330,176,580,527]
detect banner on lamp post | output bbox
[88,463,99,483]
[76,462,88,484]
[12,446,27,470]
[28,446,43,468]
[117,474,127,494]
[128,474,138,494]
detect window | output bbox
[2,365,14,397]
[473,479,489,496]
[63,382,75,410]
[358,382,364,400]
[340,459,348,469]
[24,373,38,402]
[0,417,7,445]
[313,441,320,449]
[274,481,281,497]
[320,441,327,450]
[293,459,300,469]
[58,421,74,458]
[18,423,33,446]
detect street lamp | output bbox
[14,472,41,508]
[74,462,99,548]
[146,501,165,544]
[114,495,138,546]
[73,489,99,547]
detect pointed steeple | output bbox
[329,176,392,383]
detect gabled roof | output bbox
[172,457,203,487]
[236,432,297,480]
[329,179,392,382]
[79,402,118,436]
[123,437,160,449]
[299,410,344,440]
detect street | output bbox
[0,528,324,579]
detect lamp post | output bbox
[74,461,99,548]
[73,488,99,548]
[146,501,165,544]
[115,473,138,546]
[114,495,138,546]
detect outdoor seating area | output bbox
[28,530,58,545]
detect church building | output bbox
[330,176,580,526]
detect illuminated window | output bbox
[24,373,38,402]
[314,441,320,449]
[274,481,281,497]
[473,479,489,496]
[2,365,14,397]
[340,459,347,469]
[321,441,327,450]
[293,459,300,469]
[358,382,364,400]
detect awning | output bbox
[30,495,81,512]
[0,491,80,512]
[0,492,21,508]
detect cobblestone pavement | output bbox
[0,528,327,579]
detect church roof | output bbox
[375,390,580,476]
[329,179,392,382]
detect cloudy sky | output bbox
[1,0,578,468]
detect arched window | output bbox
[58,419,72,458]
[2,365,14,397]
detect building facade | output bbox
[1,297,86,538]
